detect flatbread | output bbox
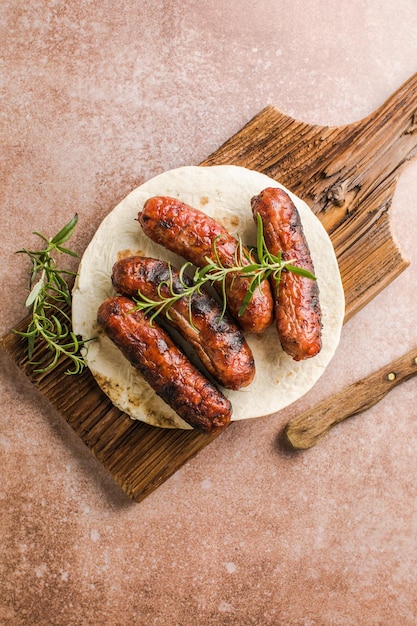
[72,165,345,429]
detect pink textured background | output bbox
[2,1,417,624]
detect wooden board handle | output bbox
[285,347,417,449]
[204,72,417,205]
[202,73,417,320]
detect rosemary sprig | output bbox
[15,214,87,374]
[133,214,316,320]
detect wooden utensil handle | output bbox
[285,347,417,450]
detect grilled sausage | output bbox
[251,187,322,361]
[137,196,274,334]
[97,296,232,433]
[112,256,255,390]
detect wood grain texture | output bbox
[202,73,417,319]
[285,348,417,449]
[2,73,417,501]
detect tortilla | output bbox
[72,165,345,429]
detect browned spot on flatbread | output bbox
[199,196,209,206]
[116,249,146,261]
[216,214,240,232]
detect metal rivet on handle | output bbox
[387,372,396,381]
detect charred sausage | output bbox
[137,196,274,334]
[97,296,232,433]
[112,256,255,390]
[251,187,322,361]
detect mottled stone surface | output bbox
[1,1,417,624]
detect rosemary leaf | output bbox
[285,264,317,280]
[25,278,44,308]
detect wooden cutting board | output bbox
[2,73,417,502]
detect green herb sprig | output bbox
[15,214,87,374]
[133,214,316,322]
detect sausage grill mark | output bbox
[111,256,255,390]
[251,187,322,361]
[137,196,274,334]
[97,296,232,433]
